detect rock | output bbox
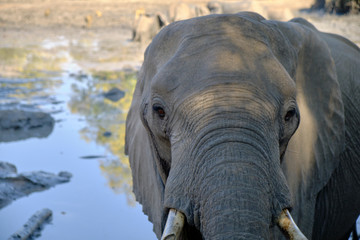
[0,110,55,142]
[0,110,54,130]
[8,208,53,240]
[103,87,125,102]
[21,171,72,188]
[0,162,17,178]
[0,162,72,209]
[103,131,112,137]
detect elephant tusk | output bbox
[277,209,308,240]
[161,209,185,240]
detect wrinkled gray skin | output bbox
[125,12,360,239]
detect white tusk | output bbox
[278,209,308,240]
[161,209,185,240]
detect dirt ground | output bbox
[0,0,313,29]
[0,0,359,70]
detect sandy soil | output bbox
[0,0,359,70]
[0,0,313,30]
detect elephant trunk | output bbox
[164,113,294,238]
[190,129,292,239]
[198,154,274,239]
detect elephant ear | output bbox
[275,19,345,234]
[125,21,187,238]
[125,64,165,238]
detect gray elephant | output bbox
[132,12,168,44]
[169,3,210,22]
[125,12,360,239]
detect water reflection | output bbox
[0,45,65,143]
[0,34,152,239]
[0,47,65,78]
[0,35,140,204]
[68,70,137,204]
[0,46,65,112]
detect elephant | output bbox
[132,12,168,44]
[312,0,360,14]
[132,3,209,44]
[125,12,360,239]
[168,3,210,22]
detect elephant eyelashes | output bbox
[153,105,166,119]
[284,109,296,121]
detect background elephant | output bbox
[132,3,209,44]
[168,2,210,22]
[125,12,360,239]
[132,11,168,44]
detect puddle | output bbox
[0,36,155,239]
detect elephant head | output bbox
[125,12,345,239]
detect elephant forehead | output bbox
[150,43,294,101]
[148,14,296,100]
[154,13,271,50]
[147,14,269,73]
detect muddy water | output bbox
[0,36,156,239]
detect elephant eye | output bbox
[153,105,166,119]
[285,109,296,122]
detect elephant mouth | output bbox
[161,209,308,240]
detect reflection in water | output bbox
[0,47,65,112]
[0,48,65,79]
[0,38,140,204]
[0,35,154,239]
[68,70,137,204]
[99,159,134,206]
[0,45,64,142]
